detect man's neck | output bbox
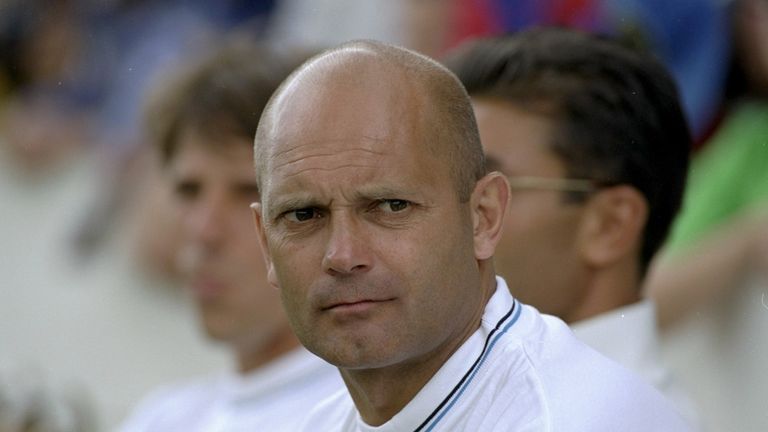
[566,262,641,324]
[339,347,452,425]
[236,326,302,374]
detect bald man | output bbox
[251,40,692,431]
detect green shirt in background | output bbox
[665,100,768,254]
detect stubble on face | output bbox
[255,55,486,375]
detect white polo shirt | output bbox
[301,277,693,431]
[118,347,342,432]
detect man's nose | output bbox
[322,214,372,276]
[187,201,227,246]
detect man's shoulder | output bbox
[489,306,692,431]
[117,374,222,432]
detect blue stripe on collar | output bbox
[414,299,522,432]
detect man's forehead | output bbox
[259,134,448,207]
[270,137,387,166]
[269,176,417,202]
[254,43,462,202]
[262,137,405,189]
[261,70,431,168]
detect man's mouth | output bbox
[189,277,228,300]
[322,298,396,313]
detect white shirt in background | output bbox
[301,277,692,432]
[572,299,700,427]
[118,348,343,432]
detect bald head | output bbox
[254,40,485,202]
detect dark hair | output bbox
[444,27,691,271]
[144,40,312,165]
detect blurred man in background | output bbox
[118,40,342,432]
[445,27,698,424]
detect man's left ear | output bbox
[471,172,509,260]
[577,185,648,267]
[251,202,280,290]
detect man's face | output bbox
[170,129,287,350]
[255,75,484,370]
[473,97,588,320]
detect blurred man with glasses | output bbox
[445,27,698,424]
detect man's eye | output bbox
[285,208,318,222]
[235,183,261,201]
[377,199,410,213]
[174,181,200,201]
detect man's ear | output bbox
[470,172,509,260]
[251,202,280,289]
[576,185,648,268]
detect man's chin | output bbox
[305,337,401,371]
[187,278,230,302]
[197,311,240,343]
[201,326,234,343]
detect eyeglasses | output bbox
[506,176,609,193]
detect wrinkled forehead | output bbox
[278,57,429,136]
[259,60,442,183]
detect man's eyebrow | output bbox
[352,186,415,201]
[484,154,504,174]
[267,195,320,218]
[234,180,260,190]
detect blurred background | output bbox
[0,0,765,430]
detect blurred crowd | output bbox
[1,0,765,431]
